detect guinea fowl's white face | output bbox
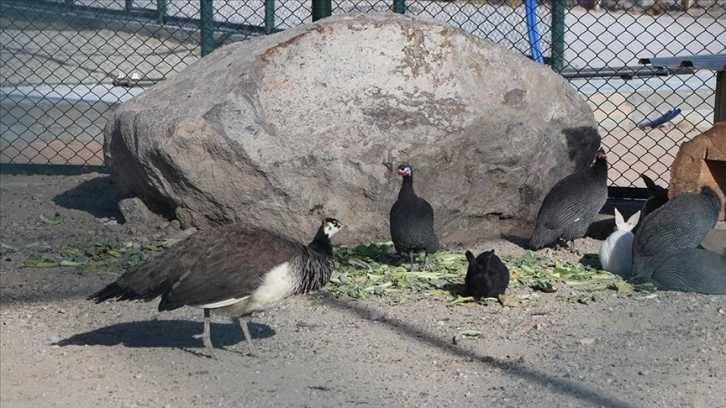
[396,165,412,177]
[323,218,344,237]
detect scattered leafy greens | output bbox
[20,238,179,275]
[19,238,654,305]
[325,241,654,305]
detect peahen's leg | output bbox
[192,308,217,359]
[238,316,257,357]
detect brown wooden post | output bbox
[715,70,725,123]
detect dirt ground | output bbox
[1,173,725,408]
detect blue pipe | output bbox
[525,0,544,64]
[638,108,682,129]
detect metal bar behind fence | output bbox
[264,0,275,34]
[156,0,166,25]
[0,164,108,176]
[393,0,405,14]
[312,0,332,22]
[551,0,565,72]
[200,0,215,56]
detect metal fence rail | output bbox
[1,0,725,189]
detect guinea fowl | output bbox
[89,218,344,358]
[529,149,608,250]
[389,164,439,271]
[631,186,721,283]
[649,248,726,295]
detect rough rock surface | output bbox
[118,197,159,225]
[669,121,726,221]
[104,12,598,244]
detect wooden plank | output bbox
[716,70,726,123]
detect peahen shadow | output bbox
[57,320,274,350]
[53,175,125,220]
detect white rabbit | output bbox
[599,208,641,276]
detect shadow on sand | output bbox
[319,297,637,408]
[53,175,125,220]
[57,319,275,352]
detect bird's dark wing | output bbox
[539,198,583,229]
[634,194,718,257]
[158,226,306,310]
[651,249,726,294]
[417,197,435,219]
[539,175,605,230]
[390,195,438,253]
[91,230,220,304]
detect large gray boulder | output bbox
[104,12,599,244]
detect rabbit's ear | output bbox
[642,174,668,196]
[614,208,624,227]
[627,210,641,228]
[642,174,657,190]
[465,250,476,265]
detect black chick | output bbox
[390,164,439,271]
[463,249,510,298]
[529,149,608,250]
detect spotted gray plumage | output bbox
[389,164,439,271]
[89,218,343,358]
[648,248,726,295]
[631,187,721,283]
[529,150,608,250]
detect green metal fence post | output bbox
[312,0,331,22]
[393,0,405,14]
[157,0,167,25]
[551,0,565,72]
[64,0,74,12]
[125,0,133,13]
[264,0,275,34]
[200,0,215,57]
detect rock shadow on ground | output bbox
[53,175,125,220]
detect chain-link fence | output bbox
[1,0,725,190]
